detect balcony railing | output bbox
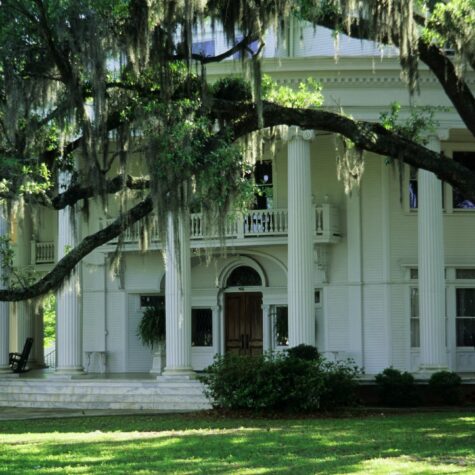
[31,241,55,265]
[101,204,341,246]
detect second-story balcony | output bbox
[100,203,341,249]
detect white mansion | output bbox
[0,24,474,409]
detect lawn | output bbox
[1,411,474,474]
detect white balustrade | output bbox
[100,205,340,244]
[32,241,55,264]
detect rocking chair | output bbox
[9,337,34,373]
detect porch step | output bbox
[0,378,212,411]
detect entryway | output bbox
[225,293,263,356]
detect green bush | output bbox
[429,371,462,405]
[212,77,252,102]
[200,350,361,412]
[320,359,362,410]
[286,344,320,361]
[375,368,418,407]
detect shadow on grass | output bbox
[0,412,474,474]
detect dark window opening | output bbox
[456,288,475,346]
[192,308,213,346]
[226,266,262,287]
[275,306,288,346]
[140,295,164,308]
[453,152,475,209]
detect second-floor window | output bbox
[452,152,475,209]
[254,160,273,209]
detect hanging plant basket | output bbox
[137,303,166,349]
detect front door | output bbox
[225,293,263,356]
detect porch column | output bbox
[287,127,315,347]
[55,172,82,374]
[418,135,447,373]
[32,305,46,368]
[262,304,272,352]
[0,215,10,373]
[15,302,35,366]
[162,211,194,377]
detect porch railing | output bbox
[100,204,340,245]
[31,241,55,265]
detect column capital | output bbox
[286,126,315,142]
[424,129,449,152]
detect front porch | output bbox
[0,368,211,411]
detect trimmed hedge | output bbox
[429,371,462,405]
[375,367,418,407]
[199,346,361,412]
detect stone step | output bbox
[0,383,206,396]
[0,400,211,411]
[0,378,212,411]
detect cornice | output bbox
[207,56,475,87]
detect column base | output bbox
[50,367,84,379]
[158,367,196,380]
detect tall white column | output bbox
[287,127,315,347]
[15,301,34,363]
[262,304,272,352]
[56,172,82,374]
[162,211,194,377]
[346,190,363,367]
[0,215,10,373]
[418,135,447,372]
[32,305,45,368]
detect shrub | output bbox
[320,359,362,410]
[375,367,418,407]
[200,350,361,412]
[429,371,462,405]
[285,344,320,361]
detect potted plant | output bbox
[137,302,166,374]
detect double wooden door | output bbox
[225,293,263,356]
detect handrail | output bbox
[100,204,341,245]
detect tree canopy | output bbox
[0,0,474,301]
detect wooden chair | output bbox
[9,337,34,373]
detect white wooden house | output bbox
[0,24,474,409]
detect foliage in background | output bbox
[429,370,463,405]
[375,367,419,407]
[379,102,440,146]
[200,346,361,412]
[262,75,323,108]
[43,294,56,349]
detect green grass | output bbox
[1,411,474,474]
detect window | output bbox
[140,295,164,308]
[410,287,420,348]
[226,266,262,287]
[456,288,475,347]
[254,160,273,209]
[191,40,215,57]
[456,269,475,280]
[452,152,475,209]
[192,308,213,346]
[274,306,288,346]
